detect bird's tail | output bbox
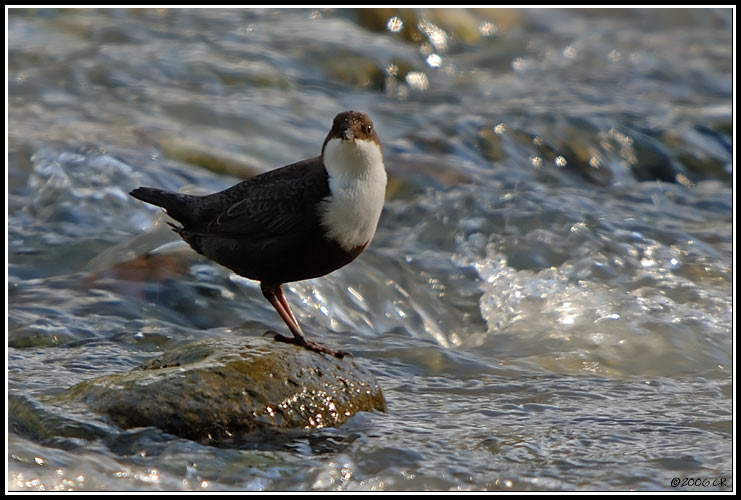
[130,187,197,226]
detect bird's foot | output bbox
[267,331,352,359]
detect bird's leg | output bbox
[260,283,351,359]
[273,284,302,335]
[260,282,304,337]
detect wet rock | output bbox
[661,124,732,183]
[386,154,474,199]
[52,336,386,442]
[8,394,109,444]
[7,324,76,348]
[323,50,386,90]
[144,130,264,180]
[623,130,686,184]
[476,119,615,187]
[352,8,520,45]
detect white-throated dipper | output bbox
[130,111,386,358]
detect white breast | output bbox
[320,138,387,251]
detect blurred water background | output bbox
[7,7,734,491]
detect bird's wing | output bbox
[197,157,330,238]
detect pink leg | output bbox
[260,283,351,359]
[274,285,302,335]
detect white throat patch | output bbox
[320,138,387,251]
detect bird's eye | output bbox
[364,124,373,134]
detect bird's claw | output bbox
[270,332,352,359]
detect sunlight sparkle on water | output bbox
[426,54,442,68]
[478,21,498,37]
[386,16,403,33]
[405,72,429,91]
[418,19,448,51]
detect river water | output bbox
[7,8,734,491]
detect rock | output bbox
[144,130,264,180]
[322,50,386,91]
[53,335,386,442]
[352,8,521,45]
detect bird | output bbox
[130,110,387,359]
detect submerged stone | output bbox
[54,335,386,442]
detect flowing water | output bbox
[7,8,734,491]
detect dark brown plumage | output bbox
[130,111,385,358]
